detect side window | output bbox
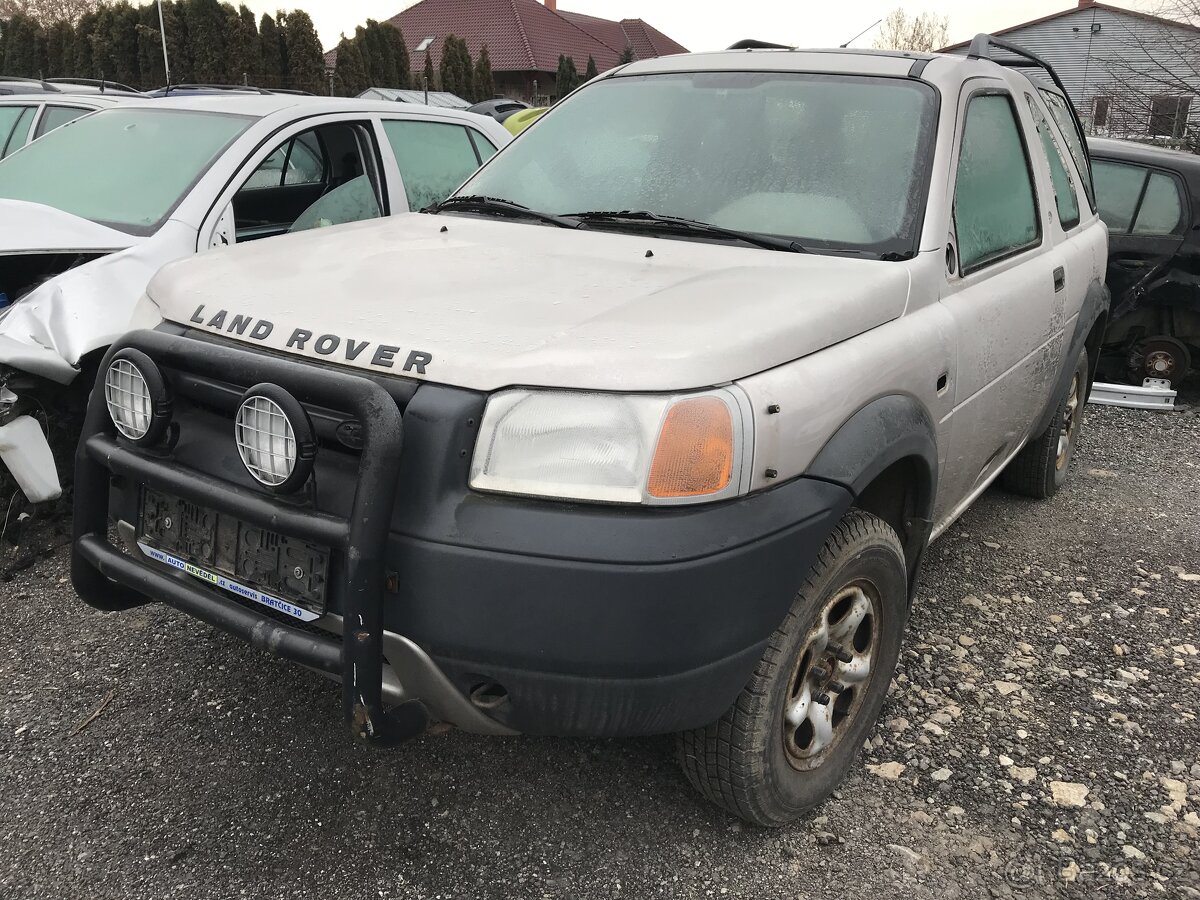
[954,93,1040,273]
[383,120,486,211]
[0,105,35,158]
[1027,95,1080,230]
[1040,89,1096,211]
[34,105,88,139]
[1093,160,1145,232]
[231,123,381,241]
[1093,161,1186,236]
[1133,173,1184,235]
[470,130,498,163]
[283,131,324,185]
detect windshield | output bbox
[0,108,250,235]
[459,72,939,256]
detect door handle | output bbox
[1053,266,1065,292]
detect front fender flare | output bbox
[805,394,938,595]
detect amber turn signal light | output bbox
[647,396,734,498]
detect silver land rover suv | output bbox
[72,37,1108,826]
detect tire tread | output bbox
[676,509,904,825]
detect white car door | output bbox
[374,114,502,212]
[197,112,395,250]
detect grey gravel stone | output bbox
[0,391,1197,899]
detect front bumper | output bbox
[72,330,852,740]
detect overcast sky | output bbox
[239,0,1158,54]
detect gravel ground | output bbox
[1,396,1198,900]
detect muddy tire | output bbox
[1001,349,1088,500]
[676,509,909,826]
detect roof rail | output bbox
[966,34,1073,102]
[161,83,276,96]
[965,33,1090,151]
[727,39,794,50]
[47,77,140,94]
[0,75,61,92]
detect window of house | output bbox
[1149,96,1192,138]
[954,93,1040,272]
[1093,97,1111,129]
[1028,96,1080,230]
[383,120,488,211]
[1093,159,1186,235]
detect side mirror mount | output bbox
[207,203,236,250]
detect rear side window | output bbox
[1134,173,1184,234]
[954,93,1040,272]
[1093,160,1186,236]
[1027,96,1080,230]
[34,105,88,139]
[0,105,35,158]
[383,120,487,211]
[1040,89,1095,210]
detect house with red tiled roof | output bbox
[326,0,687,103]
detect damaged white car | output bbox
[0,94,509,505]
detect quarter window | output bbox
[1093,160,1186,236]
[1040,89,1096,210]
[0,105,35,158]
[383,120,488,211]
[34,105,88,139]
[954,93,1040,272]
[1028,96,1080,230]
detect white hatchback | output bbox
[0,94,511,503]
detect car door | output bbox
[378,117,499,211]
[199,115,389,249]
[935,83,1064,522]
[1091,157,1189,316]
[0,103,38,159]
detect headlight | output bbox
[104,349,170,444]
[235,385,316,493]
[469,388,751,504]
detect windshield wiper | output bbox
[424,195,578,229]
[569,210,808,253]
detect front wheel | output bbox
[677,509,909,826]
[1001,348,1088,499]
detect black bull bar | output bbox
[71,329,428,747]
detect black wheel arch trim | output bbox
[1033,277,1110,438]
[804,393,938,595]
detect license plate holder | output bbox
[138,489,330,620]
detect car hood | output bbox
[0,200,137,253]
[150,214,913,393]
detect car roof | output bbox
[619,47,933,79]
[1088,136,1200,169]
[0,92,132,106]
[613,46,1056,96]
[106,94,504,124]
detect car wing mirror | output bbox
[207,203,236,250]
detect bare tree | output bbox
[873,7,950,52]
[0,0,105,27]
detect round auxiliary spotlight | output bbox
[104,348,172,445]
[234,384,316,493]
